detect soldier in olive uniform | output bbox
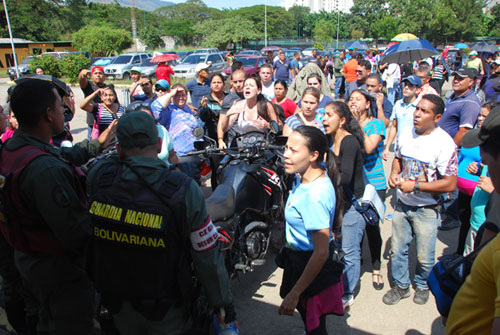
[87,111,236,335]
[0,79,117,334]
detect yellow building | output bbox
[0,38,74,70]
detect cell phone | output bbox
[477,164,483,176]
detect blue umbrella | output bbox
[345,40,369,50]
[380,38,439,64]
[454,43,468,49]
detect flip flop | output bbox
[372,273,384,291]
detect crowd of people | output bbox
[0,44,499,335]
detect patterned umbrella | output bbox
[392,33,418,42]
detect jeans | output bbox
[391,201,440,290]
[387,80,400,105]
[334,76,343,100]
[341,203,366,296]
[441,188,459,227]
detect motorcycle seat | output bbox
[206,184,235,221]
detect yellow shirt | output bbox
[466,58,483,72]
[446,234,500,335]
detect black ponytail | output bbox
[326,101,366,156]
[294,125,344,234]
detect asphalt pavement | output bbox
[0,77,458,334]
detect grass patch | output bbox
[0,70,9,78]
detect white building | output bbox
[284,0,354,13]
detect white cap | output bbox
[195,63,211,73]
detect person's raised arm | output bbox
[383,119,398,161]
[79,89,101,113]
[453,127,470,147]
[78,69,90,89]
[156,87,181,109]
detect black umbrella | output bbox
[470,42,498,53]
[14,74,72,96]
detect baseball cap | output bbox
[469,50,478,56]
[91,65,104,74]
[402,74,422,88]
[130,66,142,74]
[195,63,211,73]
[348,47,354,51]
[155,79,170,90]
[117,111,158,149]
[452,68,478,79]
[462,105,500,148]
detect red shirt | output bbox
[155,64,174,84]
[272,97,297,119]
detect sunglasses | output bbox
[155,87,168,92]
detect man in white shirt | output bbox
[259,64,275,101]
[383,94,458,306]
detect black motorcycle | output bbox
[188,123,287,276]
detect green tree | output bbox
[228,5,294,39]
[161,19,196,45]
[349,0,389,37]
[139,26,163,49]
[59,54,91,83]
[351,29,365,40]
[155,0,222,23]
[313,19,334,45]
[29,56,62,77]
[427,1,459,43]
[371,15,399,41]
[488,4,500,36]
[445,0,486,41]
[390,0,433,39]
[288,5,310,38]
[194,16,262,50]
[73,25,132,57]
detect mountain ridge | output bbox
[90,0,175,12]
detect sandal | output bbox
[372,272,384,291]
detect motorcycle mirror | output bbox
[192,127,204,139]
[270,120,279,134]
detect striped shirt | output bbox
[285,113,325,133]
[92,103,125,135]
[363,118,387,190]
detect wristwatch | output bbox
[414,181,421,193]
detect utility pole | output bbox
[336,0,340,48]
[264,0,268,47]
[3,0,19,77]
[131,0,137,51]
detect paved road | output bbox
[0,77,458,334]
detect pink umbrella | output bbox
[151,53,179,63]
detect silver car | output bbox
[173,53,226,79]
[104,53,151,80]
[8,56,34,80]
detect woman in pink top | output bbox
[1,109,18,142]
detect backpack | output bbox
[427,236,494,317]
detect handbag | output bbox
[427,236,494,318]
[344,184,385,226]
[91,104,103,140]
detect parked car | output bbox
[137,57,157,78]
[222,55,266,78]
[283,49,296,59]
[8,56,34,80]
[176,51,193,63]
[90,57,115,68]
[302,48,317,57]
[260,46,281,56]
[104,53,151,80]
[193,48,220,54]
[173,53,226,79]
[69,51,91,59]
[41,51,69,59]
[239,50,261,56]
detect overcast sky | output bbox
[165,0,284,9]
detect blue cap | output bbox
[155,79,170,90]
[402,74,422,88]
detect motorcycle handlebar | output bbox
[185,143,284,158]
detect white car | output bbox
[104,53,151,80]
[173,53,226,79]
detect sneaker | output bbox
[413,288,430,305]
[342,294,354,309]
[382,286,410,305]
